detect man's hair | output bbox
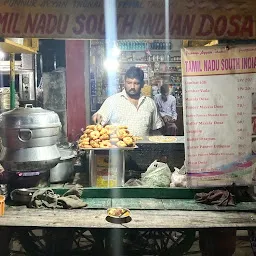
[125,66,144,87]
[160,84,169,94]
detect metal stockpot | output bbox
[0,105,61,172]
[0,104,61,149]
[50,147,77,183]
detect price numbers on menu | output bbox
[237,128,246,132]
[238,86,252,91]
[237,112,246,115]
[237,103,247,108]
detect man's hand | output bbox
[92,113,103,124]
[163,115,174,123]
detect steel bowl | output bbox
[106,207,131,224]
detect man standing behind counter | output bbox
[154,84,178,136]
[92,67,163,136]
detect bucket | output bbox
[199,229,236,256]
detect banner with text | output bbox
[182,45,256,187]
[1,0,256,39]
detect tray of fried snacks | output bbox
[78,124,138,150]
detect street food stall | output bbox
[0,0,255,255]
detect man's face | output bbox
[124,78,142,97]
[161,90,169,102]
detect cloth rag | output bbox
[29,185,87,209]
[195,189,236,206]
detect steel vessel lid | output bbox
[0,105,61,129]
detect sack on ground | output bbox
[170,165,187,187]
[141,160,172,187]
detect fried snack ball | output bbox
[90,140,100,148]
[100,134,109,140]
[80,134,87,139]
[100,128,108,135]
[90,131,100,140]
[123,136,133,146]
[83,137,90,142]
[79,141,90,148]
[105,125,115,130]
[116,129,130,139]
[95,124,103,131]
[86,125,95,130]
[116,141,127,148]
[99,141,112,148]
[85,129,93,134]
[79,139,90,146]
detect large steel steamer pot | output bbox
[50,147,77,183]
[0,104,61,172]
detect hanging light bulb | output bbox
[111,43,121,57]
[104,57,119,71]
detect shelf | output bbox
[158,61,181,63]
[0,39,37,54]
[158,72,181,74]
[149,49,180,52]
[119,61,180,64]
[119,72,148,74]
[120,49,147,52]
[120,61,149,63]
[120,49,180,52]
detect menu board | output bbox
[181,45,256,187]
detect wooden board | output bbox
[1,207,256,229]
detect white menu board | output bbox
[182,45,256,187]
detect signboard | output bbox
[1,0,256,39]
[181,45,256,187]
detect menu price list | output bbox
[183,74,254,186]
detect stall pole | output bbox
[9,53,15,109]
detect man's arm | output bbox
[171,97,178,121]
[154,95,165,117]
[150,129,162,135]
[92,97,112,125]
[151,101,164,133]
